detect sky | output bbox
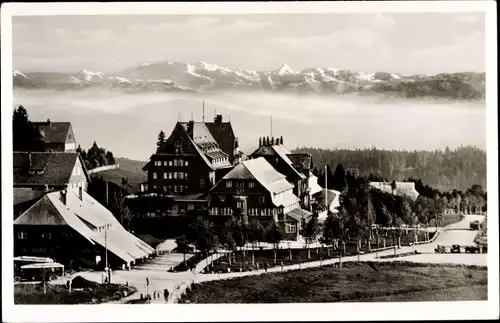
[13,13,485,75]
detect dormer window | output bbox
[226,181,232,188]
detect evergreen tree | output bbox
[106,151,116,165]
[157,130,166,152]
[12,105,44,152]
[332,163,348,192]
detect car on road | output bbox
[450,245,461,253]
[465,245,480,253]
[469,220,480,230]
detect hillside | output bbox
[89,157,147,193]
[293,146,486,192]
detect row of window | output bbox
[248,208,276,216]
[209,208,234,216]
[153,160,189,167]
[17,232,52,240]
[152,172,189,180]
[226,181,256,189]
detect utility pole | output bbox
[105,226,109,283]
[202,101,205,122]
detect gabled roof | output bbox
[285,208,312,222]
[313,189,341,211]
[14,188,47,205]
[287,153,312,172]
[13,152,90,187]
[15,190,154,263]
[31,121,71,144]
[250,144,306,180]
[204,121,235,160]
[219,157,295,200]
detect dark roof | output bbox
[31,122,71,144]
[287,153,312,171]
[13,188,47,205]
[313,189,339,210]
[204,122,235,160]
[14,195,67,225]
[285,208,312,222]
[13,152,89,186]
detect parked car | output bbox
[434,245,447,253]
[470,220,480,230]
[465,245,480,253]
[451,245,461,253]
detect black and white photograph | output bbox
[1,1,498,322]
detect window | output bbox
[153,172,157,179]
[260,209,266,216]
[200,179,205,188]
[153,185,157,190]
[41,232,52,239]
[185,185,188,192]
[226,181,232,188]
[163,161,168,166]
[173,172,178,179]
[164,173,167,179]
[18,231,27,239]
[169,161,173,166]
[174,186,178,193]
[220,196,226,202]
[237,182,244,188]
[248,182,255,188]
[179,173,184,179]
[236,201,243,209]
[185,173,188,180]
[185,161,189,166]
[168,173,173,179]
[259,196,266,204]
[285,223,296,233]
[179,186,184,193]
[188,204,194,211]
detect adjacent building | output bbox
[13,151,154,270]
[248,136,314,210]
[32,120,77,152]
[208,157,312,240]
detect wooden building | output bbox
[140,114,242,217]
[249,136,314,210]
[32,120,77,152]
[209,157,312,240]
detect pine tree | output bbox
[12,105,44,152]
[157,130,166,152]
[332,163,348,192]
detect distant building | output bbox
[209,157,312,240]
[369,181,420,200]
[312,188,341,222]
[248,136,314,210]
[140,114,242,217]
[32,120,77,152]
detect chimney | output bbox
[259,137,262,147]
[280,136,283,145]
[271,137,274,146]
[60,190,67,206]
[214,114,223,123]
[266,136,270,146]
[187,120,194,139]
[275,137,280,145]
[79,186,83,201]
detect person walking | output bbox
[280,261,284,271]
[163,289,170,302]
[264,261,269,273]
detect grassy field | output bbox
[93,157,147,193]
[180,262,487,303]
[14,276,136,304]
[207,231,435,273]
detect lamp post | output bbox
[287,241,292,261]
[104,224,111,284]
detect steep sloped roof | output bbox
[287,153,312,172]
[14,195,67,225]
[285,208,312,222]
[204,121,235,160]
[31,122,71,144]
[250,144,306,180]
[14,188,46,205]
[13,152,90,186]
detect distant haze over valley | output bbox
[13,82,486,161]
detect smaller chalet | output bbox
[32,120,77,152]
[312,189,341,222]
[209,157,312,240]
[249,137,314,210]
[14,188,154,270]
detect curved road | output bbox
[70,214,487,304]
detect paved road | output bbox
[73,214,486,304]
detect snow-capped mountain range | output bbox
[12,61,485,100]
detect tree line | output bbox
[12,105,45,152]
[76,142,116,170]
[295,146,486,191]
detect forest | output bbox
[293,146,486,192]
[76,142,116,170]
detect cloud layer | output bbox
[13,13,485,74]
